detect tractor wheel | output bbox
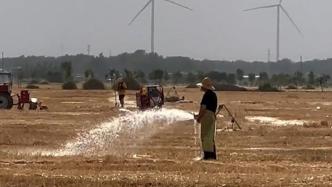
[0,93,13,109]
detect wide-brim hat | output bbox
[196,77,215,90]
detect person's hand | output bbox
[218,104,224,111]
[194,115,201,123]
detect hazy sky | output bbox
[0,0,331,61]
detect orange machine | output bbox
[136,85,164,110]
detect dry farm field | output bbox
[0,85,332,186]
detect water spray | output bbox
[193,119,201,158]
[42,108,194,156]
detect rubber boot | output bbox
[211,145,217,160]
[203,146,217,160]
[211,151,217,160]
[203,152,209,160]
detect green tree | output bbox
[172,71,183,84]
[248,73,256,86]
[124,69,140,90]
[61,61,72,81]
[196,71,206,82]
[163,70,169,82]
[134,70,146,83]
[47,71,63,83]
[226,73,236,85]
[149,69,164,83]
[84,69,94,79]
[271,73,291,88]
[106,69,120,80]
[236,69,244,82]
[317,74,331,92]
[308,71,315,85]
[207,71,227,82]
[292,71,305,86]
[259,72,269,83]
[186,72,197,83]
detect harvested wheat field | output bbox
[1,85,332,186]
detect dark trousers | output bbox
[119,95,125,107]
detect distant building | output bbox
[243,75,260,79]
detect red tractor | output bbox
[0,72,14,109]
[0,71,37,110]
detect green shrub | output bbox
[39,80,49,85]
[286,84,298,90]
[46,71,63,83]
[29,80,39,84]
[214,84,247,91]
[302,85,315,90]
[258,83,279,92]
[83,78,105,90]
[62,81,78,90]
[124,77,140,90]
[26,84,39,89]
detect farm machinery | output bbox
[0,71,40,110]
[136,85,165,110]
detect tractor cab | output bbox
[0,71,13,109]
[0,71,12,93]
[136,85,164,110]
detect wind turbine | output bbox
[129,0,192,54]
[244,0,302,62]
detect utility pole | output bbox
[300,56,303,74]
[267,49,272,75]
[87,44,91,56]
[60,44,64,56]
[151,0,155,53]
[1,52,4,71]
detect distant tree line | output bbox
[147,69,330,88]
[1,50,332,88]
[105,68,330,90]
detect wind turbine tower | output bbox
[245,0,302,62]
[129,0,192,53]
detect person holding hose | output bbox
[194,77,218,160]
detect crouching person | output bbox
[195,77,218,160]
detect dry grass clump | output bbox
[62,81,78,90]
[83,78,105,90]
[26,84,40,89]
[303,121,331,128]
[286,94,299,99]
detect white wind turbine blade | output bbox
[280,6,303,35]
[129,0,153,25]
[163,0,193,11]
[244,4,278,12]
